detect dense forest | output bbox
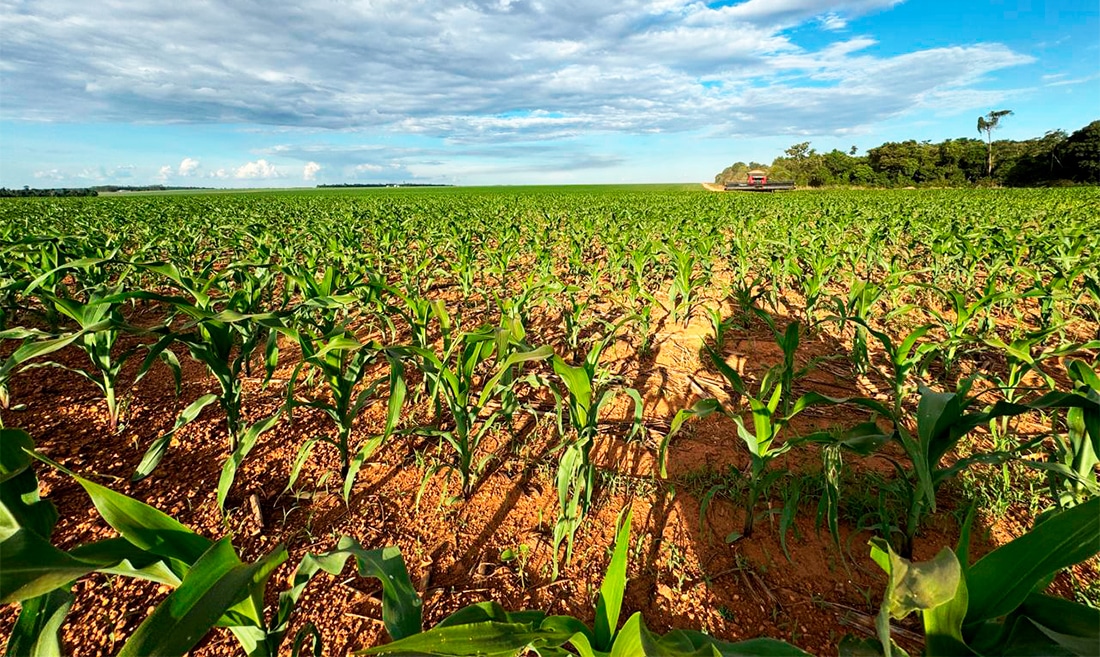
[716,119,1100,188]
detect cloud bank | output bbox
[1,0,1029,141]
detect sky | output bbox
[1,0,1097,187]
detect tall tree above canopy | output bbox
[977,109,1014,177]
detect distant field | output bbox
[2,186,1098,656]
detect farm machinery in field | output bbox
[723,169,795,192]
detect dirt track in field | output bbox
[1,286,1095,656]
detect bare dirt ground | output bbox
[1,288,1095,656]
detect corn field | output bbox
[1,185,1098,656]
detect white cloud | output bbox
[721,0,901,24]
[178,157,200,176]
[1044,73,1100,87]
[302,161,321,180]
[820,13,847,30]
[234,159,281,179]
[354,163,384,172]
[0,0,1035,151]
[156,165,172,181]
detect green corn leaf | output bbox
[609,613,813,656]
[0,427,34,483]
[1,433,58,541]
[704,343,747,394]
[4,587,73,657]
[660,398,721,478]
[343,434,385,501]
[68,537,182,587]
[117,538,278,657]
[286,437,320,494]
[477,345,553,408]
[965,497,1100,625]
[216,412,282,511]
[357,620,566,656]
[1004,593,1100,656]
[869,538,962,657]
[1,325,107,380]
[552,355,592,428]
[133,393,218,481]
[286,538,421,643]
[219,543,288,630]
[41,453,213,567]
[594,507,632,651]
[0,528,101,603]
[620,387,645,441]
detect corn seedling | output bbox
[665,244,707,326]
[831,279,884,375]
[919,283,1008,374]
[812,376,1095,558]
[1029,360,1100,513]
[540,318,642,572]
[0,320,120,427]
[18,287,171,433]
[284,326,409,501]
[408,325,551,498]
[662,348,819,540]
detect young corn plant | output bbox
[733,278,769,329]
[753,311,811,416]
[1,236,71,331]
[18,287,173,433]
[634,291,658,359]
[557,285,593,359]
[280,262,367,333]
[980,331,1096,493]
[810,376,1096,558]
[127,263,291,509]
[1,429,422,657]
[705,304,736,353]
[831,279,884,375]
[494,273,550,340]
[795,248,838,326]
[848,317,936,418]
[0,324,117,427]
[662,347,817,540]
[665,244,707,326]
[1020,265,1075,334]
[409,325,551,498]
[542,318,643,571]
[284,327,409,501]
[726,236,767,327]
[625,239,658,305]
[398,293,440,351]
[1029,360,1100,514]
[449,238,478,298]
[920,283,1008,374]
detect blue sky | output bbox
[1,0,1096,187]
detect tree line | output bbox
[0,185,220,198]
[715,118,1099,188]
